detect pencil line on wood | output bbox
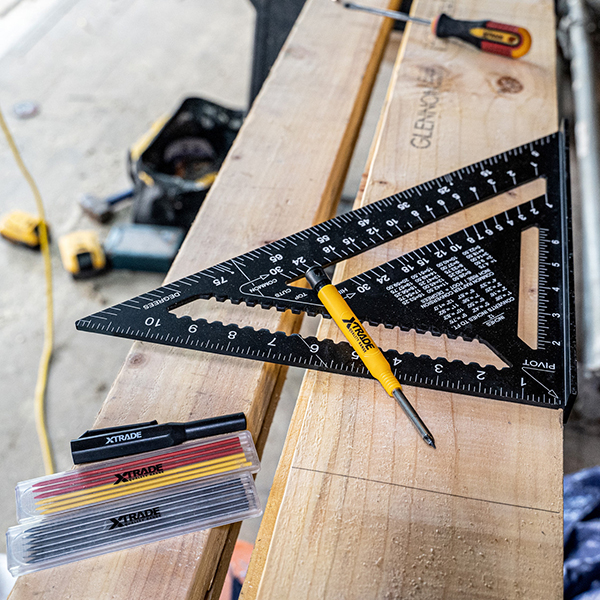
[291,466,561,514]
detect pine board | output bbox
[247,0,564,598]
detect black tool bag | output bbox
[129,98,244,230]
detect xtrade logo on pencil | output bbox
[113,463,164,485]
[341,317,375,352]
[105,431,142,444]
[108,507,161,529]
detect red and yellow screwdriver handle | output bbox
[305,266,401,396]
[432,13,532,59]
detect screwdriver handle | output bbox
[432,13,532,59]
[306,267,400,396]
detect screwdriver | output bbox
[334,1,532,59]
[306,266,435,448]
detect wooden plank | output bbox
[240,29,407,600]
[519,227,540,349]
[8,2,397,598]
[247,0,563,598]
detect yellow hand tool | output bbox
[0,210,47,249]
[306,266,435,448]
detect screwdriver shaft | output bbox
[340,1,431,27]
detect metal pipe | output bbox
[567,0,600,373]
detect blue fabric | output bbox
[565,467,600,599]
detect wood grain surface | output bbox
[245,0,564,598]
[8,1,397,598]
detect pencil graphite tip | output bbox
[424,435,436,449]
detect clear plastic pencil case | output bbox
[7,470,261,576]
[15,431,259,520]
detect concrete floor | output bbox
[0,0,598,595]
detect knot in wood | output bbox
[496,76,523,94]
[128,353,146,366]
